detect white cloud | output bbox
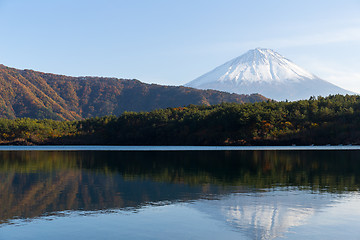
[238,28,360,50]
[302,60,360,94]
[173,27,360,59]
[316,69,360,94]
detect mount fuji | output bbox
[185,48,354,101]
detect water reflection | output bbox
[0,150,360,238]
[193,190,334,239]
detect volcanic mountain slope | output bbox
[185,48,355,101]
[0,64,267,120]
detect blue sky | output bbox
[0,0,360,92]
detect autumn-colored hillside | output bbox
[0,64,267,120]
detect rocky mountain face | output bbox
[185,48,354,101]
[0,64,267,120]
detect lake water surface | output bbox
[0,148,360,239]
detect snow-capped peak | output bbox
[187,48,317,87]
[185,48,353,101]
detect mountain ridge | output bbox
[0,64,267,120]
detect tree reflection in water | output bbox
[0,150,359,226]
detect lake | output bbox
[0,147,360,239]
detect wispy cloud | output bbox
[325,72,360,94]
[260,28,360,48]
[303,60,360,94]
[173,27,360,58]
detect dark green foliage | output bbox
[0,118,77,144]
[0,94,359,145]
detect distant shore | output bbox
[1,95,360,146]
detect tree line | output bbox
[0,94,359,145]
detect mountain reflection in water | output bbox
[192,189,338,239]
[0,150,360,239]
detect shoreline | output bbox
[0,145,359,151]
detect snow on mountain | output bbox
[185,48,355,101]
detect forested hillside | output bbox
[0,64,267,120]
[0,95,359,145]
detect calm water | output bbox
[0,149,360,239]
